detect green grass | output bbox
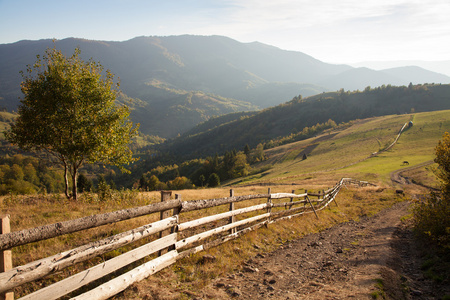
[371,278,386,299]
[231,110,449,187]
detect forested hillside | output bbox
[161,83,450,158]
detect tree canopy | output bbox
[413,132,450,246]
[5,47,139,200]
[435,132,450,197]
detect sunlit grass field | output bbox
[236,110,449,186]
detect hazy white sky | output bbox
[1,0,449,64]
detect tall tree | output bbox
[5,47,139,200]
[435,132,450,197]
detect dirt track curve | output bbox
[197,202,429,299]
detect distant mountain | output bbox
[1,35,448,138]
[320,66,450,91]
[382,66,450,85]
[319,67,401,91]
[351,60,450,77]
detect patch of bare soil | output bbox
[194,201,443,299]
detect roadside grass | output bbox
[402,163,440,189]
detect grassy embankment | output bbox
[1,110,448,298]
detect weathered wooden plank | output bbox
[202,220,269,250]
[269,192,307,199]
[229,189,236,234]
[270,205,308,219]
[19,233,177,300]
[177,220,269,260]
[70,250,178,300]
[181,194,269,212]
[178,203,268,231]
[271,200,307,208]
[177,245,204,260]
[0,199,182,251]
[307,192,322,197]
[176,213,270,250]
[0,216,178,293]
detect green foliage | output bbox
[0,154,64,195]
[138,174,168,191]
[264,119,337,149]
[5,47,139,200]
[77,174,93,193]
[434,132,450,195]
[207,173,220,187]
[168,176,194,190]
[96,175,112,202]
[413,132,450,246]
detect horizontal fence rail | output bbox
[0,178,370,300]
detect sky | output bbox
[1,0,449,64]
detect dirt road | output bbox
[197,201,442,299]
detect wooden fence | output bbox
[0,178,366,300]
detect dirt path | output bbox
[196,201,438,299]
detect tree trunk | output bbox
[63,160,70,199]
[72,163,78,201]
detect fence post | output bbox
[1,215,13,300]
[158,191,173,256]
[173,194,181,216]
[172,194,181,229]
[287,189,295,210]
[266,188,272,225]
[229,189,236,234]
[304,190,307,208]
[305,191,319,219]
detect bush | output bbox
[413,193,450,245]
[168,176,194,190]
[207,173,220,187]
[77,174,93,193]
[413,132,450,246]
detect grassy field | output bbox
[1,110,448,299]
[233,110,449,187]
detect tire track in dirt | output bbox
[200,202,413,299]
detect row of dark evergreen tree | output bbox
[138,144,266,191]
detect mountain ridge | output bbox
[1,35,449,138]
